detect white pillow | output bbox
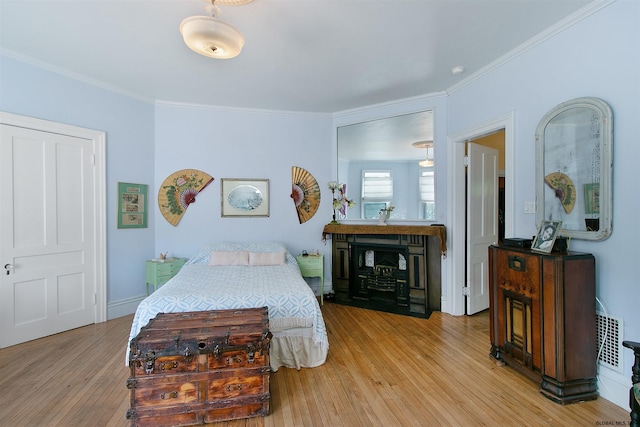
[186,242,290,265]
[249,251,286,266]
[208,250,249,266]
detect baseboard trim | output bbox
[598,365,632,410]
[107,295,145,320]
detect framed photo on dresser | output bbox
[531,220,561,253]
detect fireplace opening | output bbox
[352,244,408,308]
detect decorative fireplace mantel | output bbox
[322,224,447,255]
[322,223,446,317]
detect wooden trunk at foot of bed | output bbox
[126,307,272,426]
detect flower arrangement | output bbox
[379,205,395,218]
[378,205,394,225]
[328,181,355,224]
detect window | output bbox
[420,170,435,220]
[362,171,393,219]
[363,202,388,219]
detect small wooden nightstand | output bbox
[145,258,187,295]
[296,254,324,305]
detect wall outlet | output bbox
[524,202,536,214]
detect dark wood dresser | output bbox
[488,244,598,404]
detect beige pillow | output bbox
[208,250,249,266]
[249,251,286,266]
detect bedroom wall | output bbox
[446,0,640,408]
[153,103,333,285]
[0,55,156,316]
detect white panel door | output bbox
[0,124,96,347]
[466,143,498,315]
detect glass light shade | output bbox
[415,143,434,167]
[180,16,244,59]
[419,158,434,167]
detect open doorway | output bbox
[464,133,503,315]
[469,130,506,243]
[445,113,514,316]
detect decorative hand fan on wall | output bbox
[158,169,214,226]
[545,171,576,214]
[290,166,320,224]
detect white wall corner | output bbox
[597,364,633,411]
[107,295,144,320]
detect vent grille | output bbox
[596,312,624,373]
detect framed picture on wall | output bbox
[221,178,270,217]
[531,220,561,253]
[117,182,148,228]
[584,183,600,214]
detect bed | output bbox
[127,242,328,371]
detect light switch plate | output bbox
[524,202,536,214]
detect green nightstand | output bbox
[296,254,324,305]
[145,258,187,295]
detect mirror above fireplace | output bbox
[337,110,434,222]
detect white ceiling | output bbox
[0,0,594,114]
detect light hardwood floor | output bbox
[0,303,631,426]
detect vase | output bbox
[378,211,388,226]
[329,212,340,225]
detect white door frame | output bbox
[0,111,107,324]
[444,112,515,316]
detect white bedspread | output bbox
[127,249,328,371]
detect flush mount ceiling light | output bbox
[180,0,253,59]
[412,141,435,167]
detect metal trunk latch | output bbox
[144,351,156,374]
[183,346,193,362]
[247,343,256,364]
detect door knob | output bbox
[4,263,13,275]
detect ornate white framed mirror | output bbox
[535,97,613,241]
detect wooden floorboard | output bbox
[0,302,631,426]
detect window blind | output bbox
[362,171,393,200]
[420,170,435,202]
